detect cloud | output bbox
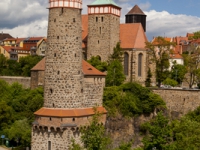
[0,0,200,41]
[146,10,200,40]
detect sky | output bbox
[0,0,200,41]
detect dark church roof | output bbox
[126,5,146,15]
[0,33,13,41]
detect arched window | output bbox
[138,53,143,77]
[124,52,129,75]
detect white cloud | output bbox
[0,0,200,41]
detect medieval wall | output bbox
[83,76,105,107]
[87,14,120,61]
[31,71,45,89]
[0,76,31,88]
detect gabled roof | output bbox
[174,36,188,45]
[31,58,106,76]
[120,23,148,49]
[2,46,11,53]
[89,0,119,7]
[0,33,13,41]
[126,5,146,15]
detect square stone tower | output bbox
[87,0,121,61]
[31,0,106,149]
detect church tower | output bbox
[125,5,146,32]
[31,0,106,149]
[87,0,121,61]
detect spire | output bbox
[90,0,119,7]
[126,5,146,15]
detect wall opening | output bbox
[54,53,56,57]
[54,19,56,22]
[50,88,53,94]
[73,118,75,122]
[100,27,101,34]
[124,52,129,75]
[96,17,98,22]
[138,53,143,77]
[48,141,51,150]
[57,36,59,39]
[101,17,104,22]
[73,18,76,22]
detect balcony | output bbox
[10,57,18,61]
[9,51,18,55]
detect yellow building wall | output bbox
[0,46,10,58]
[4,40,16,46]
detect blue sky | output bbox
[0,0,199,41]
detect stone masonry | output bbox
[44,7,84,109]
[87,14,120,61]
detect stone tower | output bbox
[87,0,121,61]
[31,0,106,149]
[125,5,146,32]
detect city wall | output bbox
[0,76,31,89]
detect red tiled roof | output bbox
[174,36,188,45]
[82,60,106,76]
[28,37,44,41]
[152,37,172,45]
[82,15,88,48]
[0,33,13,41]
[170,53,183,59]
[2,46,11,53]
[31,58,106,76]
[126,5,146,15]
[34,106,107,117]
[120,23,148,49]
[3,38,16,41]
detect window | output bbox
[101,17,104,22]
[124,53,129,75]
[73,18,76,22]
[100,27,101,34]
[48,141,51,150]
[138,53,143,77]
[96,17,98,22]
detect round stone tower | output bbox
[125,5,146,32]
[31,0,106,149]
[87,0,121,61]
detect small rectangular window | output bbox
[48,141,51,150]
[96,17,98,22]
[101,17,103,22]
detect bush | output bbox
[163,78,178,87]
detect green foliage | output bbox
[145,68,152,87]
[171,64,187,84]
[163,78,178,87]
[6,119,31,146]
[87,56,108,72]
[81,109,111,150]
[0,79,43,147]
[141,112,172,150]
[69,139,82,150]
[114,142,132,150]
[189,31,200,40]
[109,42,123,62]
[106,60,125,87]
[146,36,175,87]
[0,55,42,76]
[103,82,165,117]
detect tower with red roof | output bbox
[31,0,106,149]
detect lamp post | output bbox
[130,48,136,82]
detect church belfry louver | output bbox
[31,0,107,149]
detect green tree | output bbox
[189,31,200,40]
[183,46,200,88]
[81,109,111,150]
[145,68,152,87]
[6,119,31,147]
[146,36,175,87]
[0,54,7,74]
[19,55,43,76]
[171,64,187,84]
[163,78,178,87]
[87,56,108,72]
[109,42,123,62]
[2,59,21,76]
[106,60,125,86]
[141,112,172,150]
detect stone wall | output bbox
[0,76,31,88]
[153,88,200,117]
[87,14,120,61]
[31,71,44,89]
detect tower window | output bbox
[100,27,101,34]
[50,89,53,94]
[49,117,52,121]
[124,52,129,75]
[138,53,143,77]
[98,40,99,44]
[73,18,76,22]
[57,36,59,39]
[75,53,76,57]
[101,17,104,22]
[58,71,60,75]
[60,8,64,15]
[96,17,98,22]
[54,19,56,22]
[48,141,51,150]
[72,118,75,121]
[54,53,56,57]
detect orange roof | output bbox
[186,33,194,37]
[170,53,183,59]
[28,37,44,41]
[2,46,11,53]
[174,36,188,45]
[152,37,172,45]
[82,60,106,76]
[3,38,16,41]
[82,15,88,48]
[34,106,107,117]
[120,23,148,49]
[31,58,106,76]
